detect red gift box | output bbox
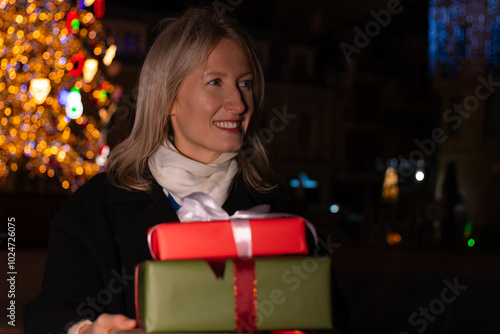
[148,217,309,260]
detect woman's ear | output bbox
[169,98,179,116]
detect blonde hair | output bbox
[106,7,276,193]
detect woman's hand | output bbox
[78,314,137,334]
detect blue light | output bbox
[289,172,319,189]
[58,89,70,106]
[429,0,500,76]
[330,204,340,214]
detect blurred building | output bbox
[429,0,500,250]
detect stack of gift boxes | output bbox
[135,204,335,332]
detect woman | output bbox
[23,7,349,334]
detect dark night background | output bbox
[1,0,500,333]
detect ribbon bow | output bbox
[177,192,318,257]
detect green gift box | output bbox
[135,257,333,332]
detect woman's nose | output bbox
[224,86,246,114]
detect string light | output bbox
[429,0,500,77]
[0,0,116,190]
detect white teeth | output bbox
[214,121,240,129]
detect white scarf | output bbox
[148,141,239,208]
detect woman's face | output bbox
[169,38,254,164]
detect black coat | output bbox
[23,172,349,334]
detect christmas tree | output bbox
[0,0,117,192]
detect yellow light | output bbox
[50,146,58,155]
[16,30,24,39]
[85,0,96,6]
[76,116,84,125]
[39,165,47,173]
[7,27,14,35]
[10,163,18,172]
[29,78,51,104]
[86,124,94,132]
[99,109,107,119]
[5,108,11,116]
[42,156,49,164]
[83,59,98,82]
[27,4,36,14]
[76,166,84,175]
[9,128,16,137]
[103,45,117,66]
[33,30,40,39]
[57,151,66,162]
[62,180,70,189]
[47,169,55,177]
[86,151,94,159]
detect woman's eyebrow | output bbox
[202,71,227,78]
[202,71,253,78]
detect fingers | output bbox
[84,314,137,334]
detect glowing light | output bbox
[429,1,500,76]
[464,221,473,239]
[58,89,70,106]
[103,44,116,66]
[83,59,98,82]
[468,238,475,247]
[289,172,319,189]
[382,167,399,202]
[29,78,51,104]
[65,90,83,119]
[386,232,402,245]
[415,170,425,181]
[329,204,340,214]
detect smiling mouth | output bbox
[213,121,242,129]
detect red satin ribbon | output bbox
[234,259,257,332]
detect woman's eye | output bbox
[239,80,253,89]
[208,79,222,86]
